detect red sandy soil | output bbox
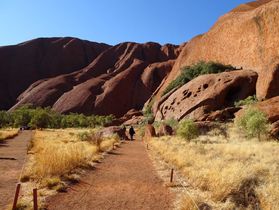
[47,140,174,210]
[0,131,32,209]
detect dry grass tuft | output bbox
[0,128,19,140]
[24,129,118,178]
[150,123,279,209]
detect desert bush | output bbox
[234,95,258,107]
[0,106,115,128]
[29,108,52,129]
[177,119,199,141]
[0,111,12,127]
[163,61,234,95]
[235,107,269,140]
[12,105,34,127]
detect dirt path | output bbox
[0,131,32,209]
[47,140,174,210]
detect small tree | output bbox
[177,119,199,141]
[12,106,33,127]
[0,111,11,127]
[235,107,269,140]
[29,109,52,129]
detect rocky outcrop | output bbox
[202,107,241,122]
[256,96,279,123]
[236,95,279,137]
[155,70,258,121]
[157,124,173,136]
[0,37,110,110]
[10,41,179,117]
[98,126,128,140]
[144,124,156,140]
[157,0,279,101]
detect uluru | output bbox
[1,1,279,210]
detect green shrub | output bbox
[177,119,199,141]
[0,106,115,129]
[12,105,34,127]
[234,95,258,107]
[235,107,269,140]
[0,111,12,127]
[163,61,235,95]
[29,108,52,129]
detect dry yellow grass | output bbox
[24,128,118,179]
[18,128,119,209]
[0,128,19,140]
[150,124,279,210]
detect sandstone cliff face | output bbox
[155,70,258,121]
[0,37,110,110]
[158,0,279,100]
[10,41,180,117]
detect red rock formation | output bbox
[157,124,173,136]
[255,96,279,123]
[157,0,279,101]
[144,124,157,140]
[0,37,110,110]
[236,95,279,136]
[155,70,258,121]
[9,41,179,117]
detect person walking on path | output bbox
[129,126,135,140]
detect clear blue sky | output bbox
[0,0,251,46]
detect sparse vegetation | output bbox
[17,128,119,209]
[163,61,235,95]
[143,98,155,124]
[0,105,115,129]
[177,119,199,141]
[236,107,270,140]
[234,95,258,107]
[150,124,279,209]
[16,128,119,208]
[23,129,118,178]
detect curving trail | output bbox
[47,140,174,210]
[0,131,32,209]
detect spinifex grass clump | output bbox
[163,61,235,95]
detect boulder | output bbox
[98,126,128,140]
[256,96,279,123]
[236,96,279,123]
[235,96,279,138]
[155,70,257,121]
[123,116,145,126]
[203,107,242,122]
[144,124,156,140]
[157,124,173,136]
